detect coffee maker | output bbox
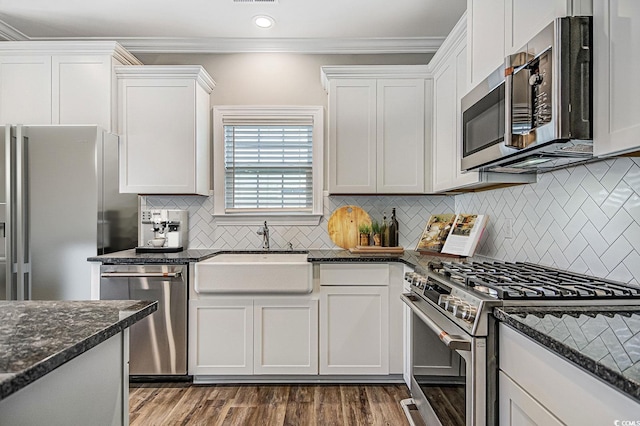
[136,209,189,253]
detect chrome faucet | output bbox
[257,221,270,250]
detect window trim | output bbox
[213,106,324,226]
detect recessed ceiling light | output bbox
[254,15,275,29]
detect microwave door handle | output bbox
[504,65,513,148]
[401,293,472,352]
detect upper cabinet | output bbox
[116,66,215,195]
[593,0,640,157]
[322,66,431,194]
[0,41,141,131]
[467,0,591,87]
[467,0,506,87]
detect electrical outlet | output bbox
[505,218,513,239]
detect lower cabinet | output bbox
[190,297,318,376]
[499,371,562,426]
[254,299,318,375]
[499,323,640,424]
[319,285,390,375]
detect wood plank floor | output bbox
[130,383,411,426]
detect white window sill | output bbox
[212,214,323,226]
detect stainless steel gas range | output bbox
[401,260,640,426]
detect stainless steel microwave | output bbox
[461,16,593,173]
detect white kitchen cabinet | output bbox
[189,298,254,376]
[0,41,141,130]
[254,298,318,375]
[499,371,563,426]
[467,0,506,87]
[189,297,318,376]
[504,0,571,56]
[499,323,640,424]
[593,0,640,157]
[322,66,430,194]
[319,263,390,375]
[116,66,215,195]
[468,0,591,88]
[320,285,389,375]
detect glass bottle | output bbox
[389,208,399,247]
[381,212,389,247]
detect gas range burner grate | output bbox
[433,261,640,300]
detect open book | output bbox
[415,214,488,257]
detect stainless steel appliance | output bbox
[402,260,640,425]
[461,16,593,173]
[0,125,137,301]
[100,263,187,376]
[136,209,188,253]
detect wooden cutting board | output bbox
[327,205,371,249]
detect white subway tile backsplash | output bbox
[456,158,640,284]
[145,193,454,250]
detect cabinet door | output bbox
[0,55,52,124]
[52,55,112,131]
[499,371,563,426]
[119,78,197,194]
[505,0,570,55]
[328,79,377,194]
[253,298,318,375]
[320,286,389,375]
[376,79,425,193]
[189,299,253,375]
[467,0,506,87]
[593,0,640,156]
[432,53,457,192]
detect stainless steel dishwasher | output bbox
[100,264,187,377]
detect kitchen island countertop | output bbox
[0,300,157,401]
[495,306,640,403]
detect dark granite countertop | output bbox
[0,300,157,401]
[89,247,444,273]
[495,306,640,403]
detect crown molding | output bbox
[427,11,467,72]
[0,40,142,64]
[0,20,29,41]
[320,64,431,91]
[116,36,445,54]
[114,65,216,92]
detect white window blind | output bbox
[224,124,314,212]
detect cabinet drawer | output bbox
[319,263,389,286]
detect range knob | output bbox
[439,295,461,312]
[453,303,478,323]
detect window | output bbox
[213,106,324,225]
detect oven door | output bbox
[402,293,486,426]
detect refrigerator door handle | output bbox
[5,125,16,300]
[14,125,30,300]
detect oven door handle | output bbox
[401,293,472,352]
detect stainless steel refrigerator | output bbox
[1,125,138,300]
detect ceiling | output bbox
[0,0,467,54]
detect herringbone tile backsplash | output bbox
[145,157,640,284]
[143,194,454,251]
[457,157,640,284]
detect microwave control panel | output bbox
[530,50,552,129]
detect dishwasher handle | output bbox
[101,271,182,279]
